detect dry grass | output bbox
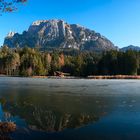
[0,122,16,140]
[88,75,140,79]
[0,122,16,133]
[31,76,48,78]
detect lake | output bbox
[0,77,140,140]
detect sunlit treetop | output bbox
[0,0,27,13]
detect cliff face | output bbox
[4,19,116,51]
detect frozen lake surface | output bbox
[0,77,140,140]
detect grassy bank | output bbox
[88,75,140,79]
[1,75,140,79]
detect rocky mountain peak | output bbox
[31,19,65,26]
[121,45,140,52]
[32,20,48,26]
[4,19,116,51]
[6,31,16,38]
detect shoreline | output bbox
[24,75,140,79]
[88,75,140,79]
[1,75,140,79]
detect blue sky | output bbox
[0,0,140,48]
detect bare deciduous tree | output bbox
[0,0,27,13]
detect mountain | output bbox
[4,19,116,51]
[121,45,140,52]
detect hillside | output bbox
[121,45,140,52]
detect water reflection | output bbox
[1,96,108,132]
[1,78,140,140]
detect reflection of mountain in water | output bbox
[29,108,99,132]
[0,78,118,134]
[3,102,99,132]
[0,85,115,133]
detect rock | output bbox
[4,19,116,51]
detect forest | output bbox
[0,46,140,77]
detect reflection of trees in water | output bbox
[2,101,100,132]
[0,100,16,140]
[0,94,115,132]
[30,106,99,132]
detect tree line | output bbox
[0,46,140,77]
